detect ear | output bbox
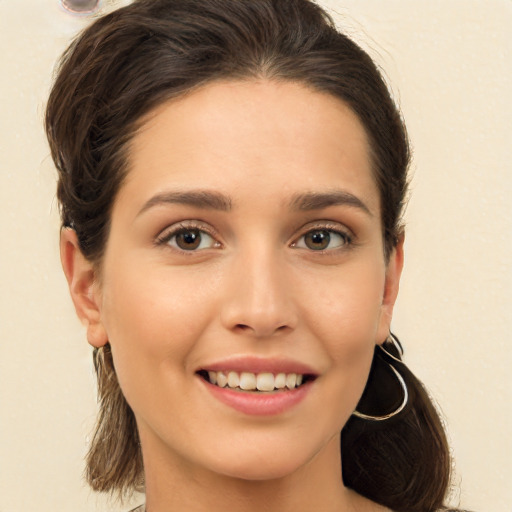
[60,228,108,348]
[376,235,404,344]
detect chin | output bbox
[202,437,327,482]
[217,459,306,482]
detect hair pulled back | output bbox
[46,1,457,510]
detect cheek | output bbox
[300,259,385,348]
[296,259,384,409]
[98,258,219,391]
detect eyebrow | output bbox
[137,190,232,216]
[137,188,371,217]
[290,190,372,216]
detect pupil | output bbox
[306,230,330,250]
[176,230,201,250]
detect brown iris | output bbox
[304,230,332,250]
[175,229,202,250]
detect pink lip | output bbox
[198,356,318,376]
[200,377,314,416]
[196,356,318,416]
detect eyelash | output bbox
[291,223,354,253]
[155,221,355,254]
[155,222,221,252]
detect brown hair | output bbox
[46,1,460,510]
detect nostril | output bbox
[233,322,291,337]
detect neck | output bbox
[141,435,370,512]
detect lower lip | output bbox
[201,378,314,416]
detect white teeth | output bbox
[205,370,307,391]
[227,371,240,388]
[239,372,257,390]
[275,373,286,389]
[256,372,275,392]
[285,373,297,389]
[216,371,228,388]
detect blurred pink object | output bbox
[61,0,100,14]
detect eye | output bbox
[158,226,220,251]
[294,228,350,251]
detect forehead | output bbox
[122,79,379,215]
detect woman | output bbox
[45,0,466,511]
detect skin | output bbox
[61,80,402,512]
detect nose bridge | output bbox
[221,243,297,337]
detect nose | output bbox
[220,249,298,338]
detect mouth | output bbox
[196,369,316,392]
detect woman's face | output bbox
[71,80,402,482]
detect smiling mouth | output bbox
[197,370,316,392]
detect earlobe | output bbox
[377,235,405,343]
[60,228,108,348]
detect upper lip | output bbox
[196,356,319,376]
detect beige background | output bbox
[1,1,510,511]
